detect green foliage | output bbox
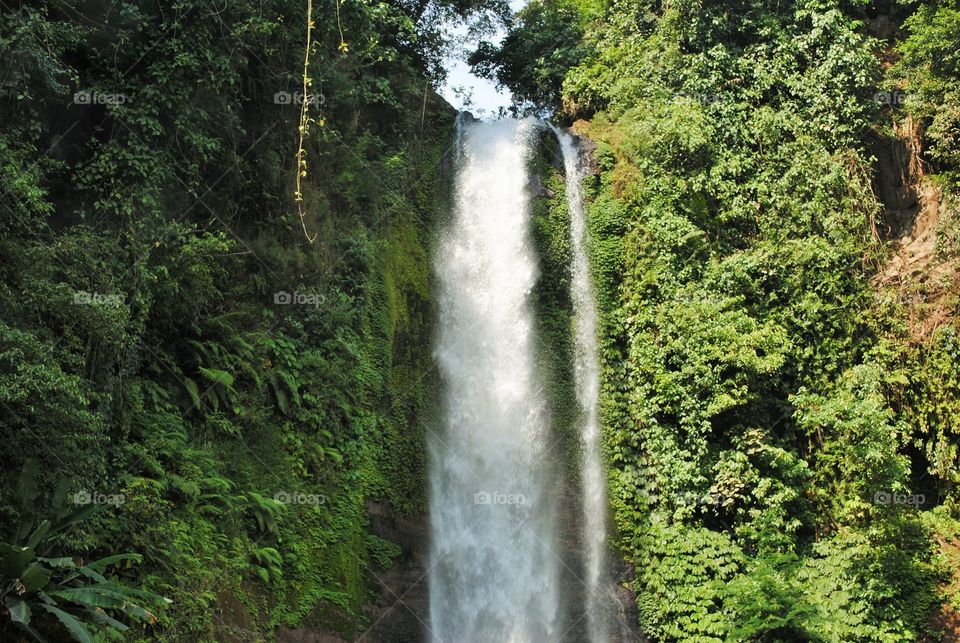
[469,0,593,114]
[632,524,742,640]
[0,0,475,638]
[4,0,960,639]
[892,0,960,185]
[793,364,911,524]
[795,524,939,642]
[364,535,402,570]
[726,554,824,642]
[1,461,169,642]
[479,0,960,637]
[898,326,960,487]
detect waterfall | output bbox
[553,126,609,642]
[429,118,561,642]
[453,111,467,163]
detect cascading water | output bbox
[429,118,561,642]
[553,126,610,642]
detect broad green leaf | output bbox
[20,563,52,591]
[36,590,56,605]
[5,596,31,625]
[15,459,41,542]
[39,604,94,643]
[88,606,129,631]
[49,587,127,609]
[17,458,40,515]
[51,478,72,516]
[121,602,160,624]
[92,582,171,604]
[84,553,142,572]
[77,566,107,584]
[1,543,35,578]
[26,520,50,549]
[38,556,76,569]
[53,503,102,531]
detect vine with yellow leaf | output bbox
[295,0,349,244]
[294,0,317,243]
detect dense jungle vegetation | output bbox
[477,0,960,639]
[0,0,502,639]
[2,0,960,640]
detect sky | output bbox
[437,1,527,117]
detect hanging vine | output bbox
[336,0,348,53]
[294,0,317,243]
[294,0,350,243]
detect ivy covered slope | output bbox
[0,0,492,640]
[481,0,960,640]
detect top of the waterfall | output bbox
[456,112,565,134]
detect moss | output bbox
[528,134,583,486]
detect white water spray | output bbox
[429,118,560,642]
[553,126,609,642]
